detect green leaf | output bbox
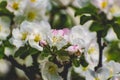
[112,23,120,39]
[72,58,80,67]
[71,69,85,80]
[14,46,28,57]
[0,1,7,8]
[56,50,68,56]
[89,21,104,31]
[115,17,120,25]
[107,41,120,62]
[0,46,4,59]
[80,15,92,25]
[3,40,15,48]
[79,54,88,67]
[101,24,111,37]
[75,4,98,16]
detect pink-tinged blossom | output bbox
[66,45,80,53]
[39,40,47,47]
[47,28,70,50]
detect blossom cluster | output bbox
[0,0,120,80]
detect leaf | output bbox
[80,15,92,25]
[107,41,120,62]
[14,46,28,57]
[72,58,80,67]
[79,54,88,67]
[3,40,15,48]
[89,21,104,31]
[0,46,4,59]
[115,17,120,25]
[56,50,68,56]
[75,4,98,16]
[0,1,7,8]
[101,24,111,37]
[112,23,120,39]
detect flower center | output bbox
[30,0,36,3]
[101,0,108,9]
[52,36,62,43]
[94,77,100,80]
[82,67,88,71]
[21,32,28,40]
[34,34,41,42]
[88,47,95,54]
[27,12,36,21]
[12,2,19,10]
[48,66,56,74]
[110,5,119,14]
[0,25,2,32]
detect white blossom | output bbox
[0,16,11,40]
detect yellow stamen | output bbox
[48,66,56,74]
[88,47,95,54]
[110,6,119,14]
[82,67,88,71]
[27,12,36,21]
[22,33,27,40]
[12,2,19,10]
[52,36,62,43]
[101,1,107,9]
[94,77,100,80]
[0,25,2,32]
[34,34,41,42]
[30,0,36,3]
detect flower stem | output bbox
[95,31,104,71]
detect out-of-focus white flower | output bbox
[73,0,90,8]
[0,59,11,76]
[105,28,118,41]
[7,0,26,15]
[85,39,107,70]
[4,47,16,56]
[15,68,27,79]
[47,28,70,50]
[69,25,94,50]
[85,67,110,80]
[51,0,73,6]
[0,16,11,40]
[74,60,120,80]
[91,0,120,19]
[41,61,63,80]
[10,24,29,48]
[104,61,120,78]
[15,55,33,67]
[7,0,50,24]
[10,20,51,50]
[110,75,120,80]
[26,21,51,51]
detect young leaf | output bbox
[75,4,97,16]
[80,15,92,25]
[72,58,80,67]
[89,21,104,31]
[0,46,4,59]
[0,1,7,8]
[79,54,88,67]
[14,46,28,57]
[112,23,120,39]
